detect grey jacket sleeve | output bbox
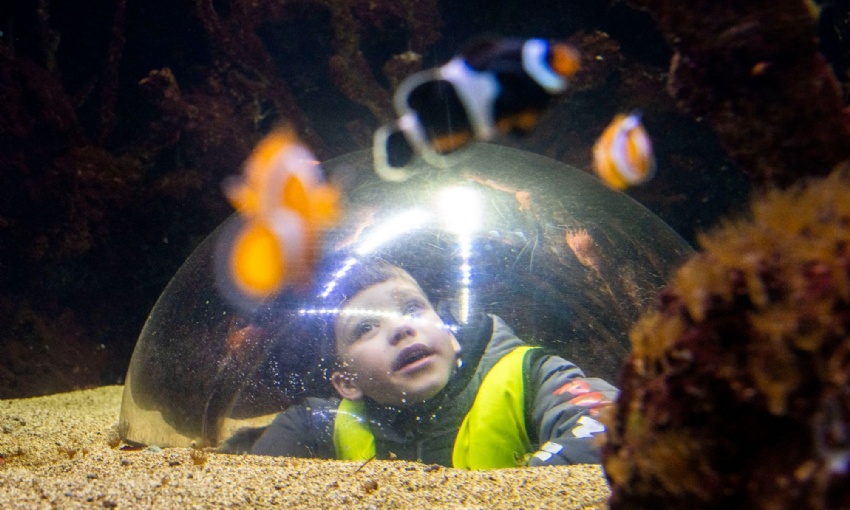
[249,397,338,459]
[526,353,619,466]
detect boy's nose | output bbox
[389,321,415,345]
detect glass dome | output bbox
[119,143,692,449]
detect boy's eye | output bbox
[352,321,377,340]
[403,299,425,315]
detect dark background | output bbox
[5,0,835,398]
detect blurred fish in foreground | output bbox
[373,37,581,181]
[215,127,341,310]
[592,112,656,190]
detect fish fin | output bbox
[372,122,417,181]
[309,184,342,227]
[547,42,581,79]
[282,175,310,217]
[222,175,257,214]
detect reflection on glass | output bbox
[436,186,483,235]
[118,144,693,469]
[239,259,618,468]
[436,186,480,323]
[319,207,430,300]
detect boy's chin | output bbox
[370,365,454,406]
[389,381,447,406]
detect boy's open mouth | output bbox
[393,344,435,372]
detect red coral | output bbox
[604,168,850,509]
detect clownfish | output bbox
[592,112,656,190]
[373,37,582,181]
[215,127,341,309]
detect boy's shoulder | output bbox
[270,396,342,427]
[224,396,341,456]
[486,314,527,352]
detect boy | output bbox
[241,260,618,468]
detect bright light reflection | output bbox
[318,208,432,299]
[298,308,340,316]
[433,186,482,324]
[355,208,431,256]
[457,236,472,323]
[436,187,482,235]
[318,188,483,323]
[318,256,357,299]
[297,306,458,332]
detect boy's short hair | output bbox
[316,258,426,368]
[328,259,423,310]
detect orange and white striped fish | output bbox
[592,112,656,190]
[215,127,341,309]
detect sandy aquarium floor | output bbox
[0,386,610,509]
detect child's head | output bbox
[328,260,460,407]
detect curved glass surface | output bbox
[119,143,692,449]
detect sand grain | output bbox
[1,386,610,508]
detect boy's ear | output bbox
[331,371,364,401]
[450,332,461,355]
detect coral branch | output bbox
[35,0,59,72]
[326,0,441,126]
[193,0,321,150]
[628,0,850,187]
[325,2,402,124]
[96,0,126,143]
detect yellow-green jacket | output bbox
[249,314,617,467]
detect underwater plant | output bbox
[602,166,850,509]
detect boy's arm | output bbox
[250,397,338,459]
[526,352,618,466]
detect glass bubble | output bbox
[119,143,692,449]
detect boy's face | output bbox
[332,277,461,407]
